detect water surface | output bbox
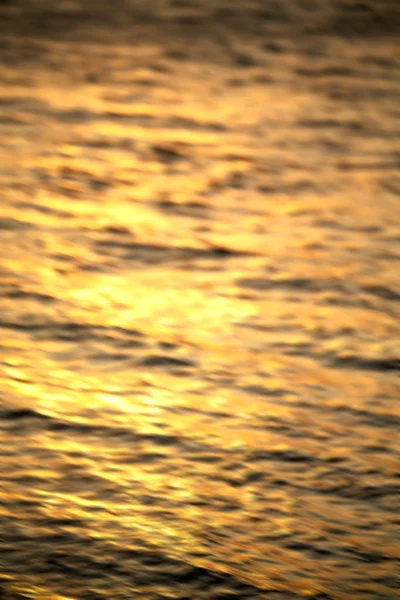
[0,1,399,599]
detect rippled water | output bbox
[0,1,399,599]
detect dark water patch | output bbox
[297,118,363,130]
[52,322,133,342]
[233,52,258,68]
[0,408,51,422]
[222,469,265,488]
[236,276,350,294]
[237,276,311,291]
[6,8,109,40]
[1,528,277,598]
[327,355,400,372]
[319,295,386,311]
[114,549,259,594]
[155,198,211,219]
[283,540,333,558]
[344,547,393,563]
[101,224,132,235]
[164,116,228,132]
[296,69,399,91]
[314,220,382,233]
[104,337,146,350]
[37,419,103,435]
[48,108,227,132]
[0,588,29,600]
[362,285,400,301]
[0,318,51,333]
[94,239,253,263]
[72,259,112,273]
[249,448,317,464]
[45,419,131,438]
[186,453,223,464]
[273,342,313,357]
[256,418,311,439]
[0,321,146,344]
[240,384,292,398]
[6,474,58,487]
[295,66,358,78]
[135,451,169,463]
[15,201,73,219]
[237,323,298,333]
[87,351,132,363]
[382,176,400,195]
[359,55,400,68]
[138,355,197,368]
[327,3,400,38]
[87,177,113,192]
[152,142,188,163]
[335,87,400,103]
[52,108,94,123]
[332,406,400,430]
[362,444,393,453]
[337,483,400,501]
[166,404,232,420]
[0,410,185,449]
[139,432,185,447]
[248,4,293,24]
[259,180,322,196]
[0,96,49,111]
[45,166,114,195]
[2,287,57,304]
[263,41,286,54]
[337,160,400,171]
[342,127,399,141]
[0,217,36,231]
[76,136,136,150]
[0,115,35,126]
[102,110,157,125]
[35,417,188,451]
[9,499,42,509]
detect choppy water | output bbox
[0,2,399,599]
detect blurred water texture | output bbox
[0,1,399,599]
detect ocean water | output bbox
[0,2,399,599]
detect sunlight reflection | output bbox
[1,5,399,597]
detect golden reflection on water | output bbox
[1,3,400,599]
